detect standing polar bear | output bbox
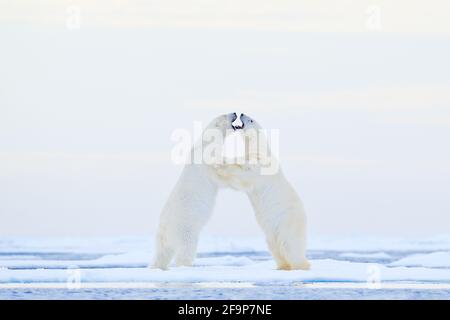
[152,113,310,271]
[216,114,310,270]
[151,113,239,270]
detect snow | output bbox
[0,252,257,270]
[1,235,450,298]
[309,234,450,252]
[339,252,392,259]
[1,258,450,285]
[390,252,450,268]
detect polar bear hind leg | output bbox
[266,237,291,270]
[174,233,199,267]
[275,214,310,270]
[280,235,310,270]
[151,232,176,270]
[277,239,310,270]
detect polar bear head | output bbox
[239,113,279,176]
[205,113,239,135]
[239,113,262,131]
[238,113,265,159]
[192,113,240,166]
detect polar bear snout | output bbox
[227,112,245,131]
[231,113,244,130]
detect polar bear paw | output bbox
[292,259,311,271]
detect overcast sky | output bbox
[1,1,450,238]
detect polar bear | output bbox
[151,113,239,270]
[216,114,310,270]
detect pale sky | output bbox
[1,1,450,238]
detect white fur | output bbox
[216,114,310,270]
[152,113,310,271]
[151,114,236,270]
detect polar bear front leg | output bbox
[213,163,257,192]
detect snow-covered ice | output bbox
[2,257,450,284]
[0,235,450,299]
[390,252,450,268]
[339,252,392,260]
